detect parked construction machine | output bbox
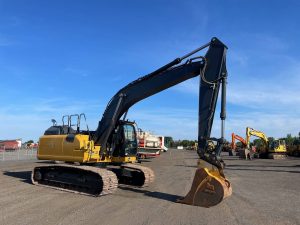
[246,127,287,159]
[231,133,248,157]
[32,37,232,207]
[231,133,247,151]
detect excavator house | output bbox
[32,37,232,208]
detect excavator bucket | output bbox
[178,164,232,208]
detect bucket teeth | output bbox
[177,167,232,208]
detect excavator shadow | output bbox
[226,166,300,174]
[145,191,181,202]
[174,164,198,168]
[227,164,300,168]
[137,159,152,163]
[221,157,241,161]
[35,161,59,164]
[118,186,181,203]
[3,170,32,184]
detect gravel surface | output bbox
[0,149,299,225]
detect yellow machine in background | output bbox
[246,127,287,159]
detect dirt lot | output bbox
[0,149,299,225]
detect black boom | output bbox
[93,37,228,169]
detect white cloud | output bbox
[0,98,105,142]
[173,62,300,109]
[1,54,299,142]
[169,57,300,139]
[226,112,300,139]
[128,107,198,140]
[128,107,300,140]
[1,96,298,143]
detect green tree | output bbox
[268,137,275,143]
[25,140,34,144]
[285,134,295,146]
[253,138,264,148]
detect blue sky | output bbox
[1,0,300,142]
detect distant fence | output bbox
[0,148,37,161]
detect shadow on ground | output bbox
[3,171,32,184]
[175,164,198,168]
[226,167,300,174]
[137,159,152,163]
[174,163,300,174]
[223,157,244,161]
[118,186,181,203]
[227,164,300,168]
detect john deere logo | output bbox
[204,177,216,194]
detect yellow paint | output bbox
[112,156,137,163]
[38,134,137,164]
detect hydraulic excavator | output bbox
[231,132,248,157]
[231,133,247,151]
[246,127,287,159]
[32,37,232,207]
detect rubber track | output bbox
[31,164,118,196]
[268,153,287,159]
[121,164,155,187]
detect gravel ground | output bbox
[0,149,299,225]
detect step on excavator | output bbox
[32,37,232,207]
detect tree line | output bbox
[171,132,300,148]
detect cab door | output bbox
[123,124,138,156]
[112,123,138,157]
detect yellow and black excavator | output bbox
[246,127,287,159]
[32,37,232,207]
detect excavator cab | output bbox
[111,121,138,157]
[269,140,286,151]
[268,139,287,159]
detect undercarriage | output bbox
[32,163,155,196]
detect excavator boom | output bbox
[246,127,268,148]
[231,133,247,150]
[94,37,232,207]
[94,37,228,163]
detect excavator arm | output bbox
[231,133,247,150]
[94,61,203,150]
[92,37,232,207]
[94,37,228,170]
[246,127,269,148]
